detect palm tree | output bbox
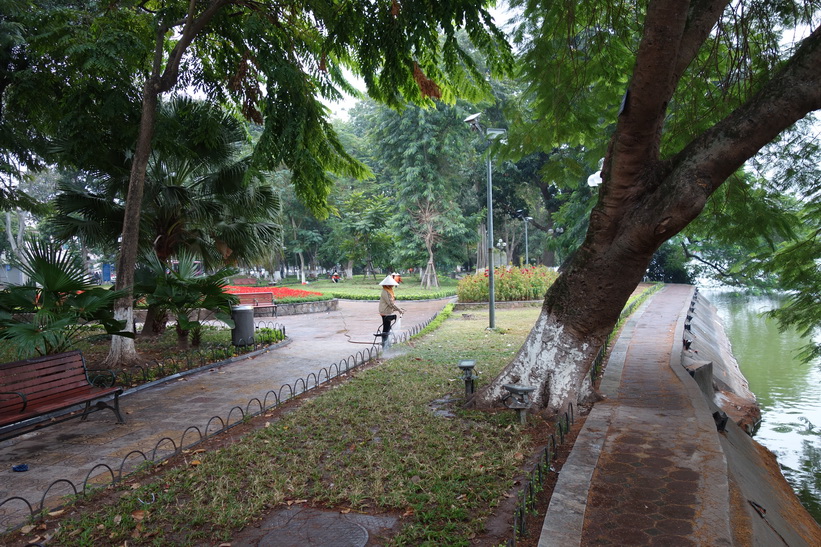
[51,97,282,270]
[0,240,130,358]
[136,252,237,348]
[48,97,281,360]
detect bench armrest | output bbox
[88,369,117,388]
[0,391,28,412]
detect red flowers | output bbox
[224,286,323,297]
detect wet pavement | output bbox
[0,299,450,535]
[5,286,815,545]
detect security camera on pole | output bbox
[464,112,506,330]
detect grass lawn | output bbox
[28,307,547,546]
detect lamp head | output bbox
[464,112,482,131]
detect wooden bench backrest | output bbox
[236,292,275,305]
[0,351,90,413]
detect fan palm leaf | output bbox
[0,240,131,357]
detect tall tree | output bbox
[321,191,393,279]
[120,0,510,364]
[367,103,476,285]
[470,0,821,414]
[4,1,512,364]
[50,97,281,270]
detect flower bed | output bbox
[224,285,329,303]
[456,266,559,303]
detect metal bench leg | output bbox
[81,395,126,424]
[110,393,125,423]
[81,401,93,421]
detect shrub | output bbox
[0,241,131,358]
[456,266,558,303]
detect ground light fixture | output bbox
[502,383,536,425]
[464,112,506,329]
[458,359,477,398]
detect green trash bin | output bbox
[231,305,255,346]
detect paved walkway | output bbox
[0,299,450,532]
[6,287,812,545]
[539,284,732,546]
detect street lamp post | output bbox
[523,216,532,265]
[465,113,505,330]
[515,209,534,266]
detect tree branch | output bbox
[680,239,740,280]
[158,0,233,92]
[674,0,731,79]
[678,24,821,196]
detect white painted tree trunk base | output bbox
[103,305,141,366]
[472,310,599,415]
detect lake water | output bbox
[701,289,821,521]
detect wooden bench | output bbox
[0,350,124,440]
[236,292,277,317]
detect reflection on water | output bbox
[702,289,821,522]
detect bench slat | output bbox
[0,386,122,422]
[0,350,125,435]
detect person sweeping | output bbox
[378,274,405,345]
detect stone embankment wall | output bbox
[268,299,338,316]
[682,291,821,544]
[682,294,760,432]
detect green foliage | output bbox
[762,202,821,362]
[411,302,454,339]
[135,252,238,348]
[51,97,282,269]
[363,102,478,271]
[681,171,802,288]
[4,0,513,220]
[0,240,130,357]
[457,265,559,303]
[646,239,695,284]
[328,191,394,271]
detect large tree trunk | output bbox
[420,245,439,289]
[104,77,159,366]
[475,224,486,273]
[103,1,229,367]
[5,209,27,271]
[139,304,168,337]
[296,252,306,283]
[471,239,652,414]
[471,1,821,417]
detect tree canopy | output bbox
[467,0,821,414]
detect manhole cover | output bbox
[233,506,398,547]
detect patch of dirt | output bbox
[77,333,281,388]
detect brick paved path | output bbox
[540,284,733,546]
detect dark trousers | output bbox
[381,315,396,337]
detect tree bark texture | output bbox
[104,1,230,366]
[472,1,821,415]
